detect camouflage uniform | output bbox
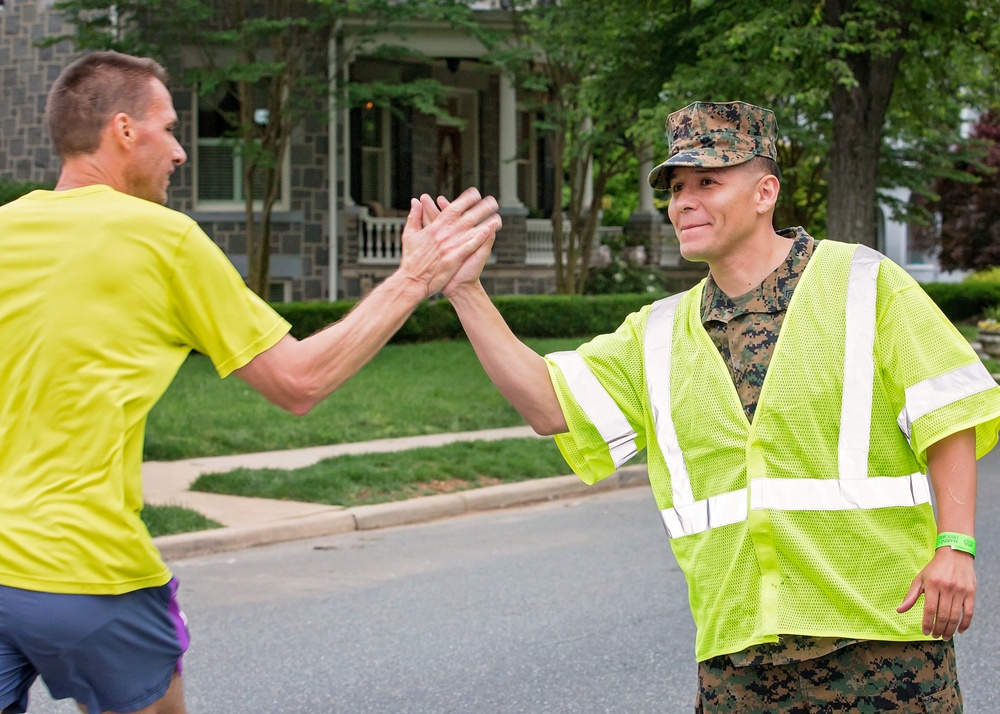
[648,102,964,712]
[696,639,961,713]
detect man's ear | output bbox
[755,174,780,215]
[110,112,134,150]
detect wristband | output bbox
[936,532,976,558]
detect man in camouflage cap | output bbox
[438,99,994,713]
[647,100,778,189]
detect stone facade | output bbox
[0,1,77,184]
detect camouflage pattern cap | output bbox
[647,101,778,190]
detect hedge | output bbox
[272,293,668,343]
[920,282,1000,323]
[271,281,1000,343]
[0,180,53,206]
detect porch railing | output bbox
[357,210,406,265]
[357,209,498,266]
[357,210,629,267]
[526,219,623,266]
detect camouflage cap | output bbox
[647,101,778,190]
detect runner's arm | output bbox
[235,188,501,415]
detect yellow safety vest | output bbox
[547,240,1000,661]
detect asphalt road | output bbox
[28,450,1000,713]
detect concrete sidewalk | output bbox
[146,425,649,561]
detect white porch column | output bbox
[582,117,594,209]
[638,141,655,213]
[498,73,523,209]
[327,33,340,300]
[341,56,354,208]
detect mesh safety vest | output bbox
[546,240,1000,661]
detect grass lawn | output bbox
[141,504,222,537]
[150,324,1000,526]
[191,437,647,507]
[145,336,588,461]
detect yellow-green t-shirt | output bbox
[0,185,290,594]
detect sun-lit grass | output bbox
[191,437,647,507]
[141,504,222,537]
[145,337,589,460]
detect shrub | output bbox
[920,282,1000,323]
[273,293,667,343]
[964,267,1000,283]
[585,235,667,295]
[0,179,53,206]
[271,280,997,344]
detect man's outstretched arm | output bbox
[446,281,568,435]
[428,194,567,436]
[235,188,501,415]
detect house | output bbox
[878,187,967,284]
[2,0,696,302]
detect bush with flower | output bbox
[978,304,1000,333]
[585,235,667,295]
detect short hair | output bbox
[739,155,782,182]
[46,51,169,159]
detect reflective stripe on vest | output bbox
[897,361,997,443]
[646,246,937,539]
[645,294,692,506]
[838,245,881,480]
[547,350,638,469]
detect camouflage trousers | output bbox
[695,640,962,713]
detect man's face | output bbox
[666,165,762,264]
[122,78,187,204]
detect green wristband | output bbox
[936,532,977,558]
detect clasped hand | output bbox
[398,187,501,297]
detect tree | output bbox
[930,111,1000,271]
[491,0,686,294]
[51,0,476,297]
[662,0,1000,246]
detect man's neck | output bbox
[54,154,124,194]
[709,229,794,298]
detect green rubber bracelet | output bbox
[936,532,977,558]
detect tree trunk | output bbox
[824,0,906,247]
[550,130,568,293]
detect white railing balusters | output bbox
[358,210,406,265]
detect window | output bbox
[267,280,291,303]
[195,83,288,209]
[516,109,537,210]
[359,102,390,207]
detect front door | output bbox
[436,126,462,200]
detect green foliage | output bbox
[965,267,1000,283]
[600,153,641,227]
[490,0,682,293]
[660,0,1000,245]
[920,281,1000,323]
[274,293,666,343]
[0,180,53,206]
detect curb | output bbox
[153,465,650,561]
